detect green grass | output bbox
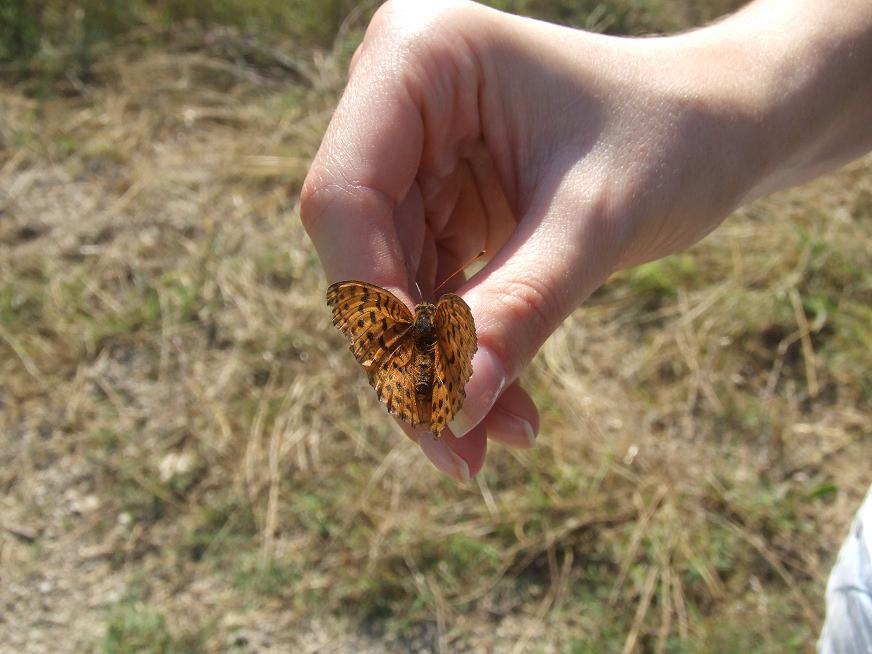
[103,587,212,654]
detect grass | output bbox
[1,1,870,652]
[104,598,208,654]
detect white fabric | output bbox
[819,485,872,654]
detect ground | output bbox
[1,6,871,653]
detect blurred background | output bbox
[1,1,870,652]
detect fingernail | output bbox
[523,420,536,447]
[419,434,471,484]
[486,406,537,448]
[512,416,536,447]
[449,345,506,438]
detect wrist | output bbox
[681,0,872,201]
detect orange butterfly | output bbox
[326,281,477,436]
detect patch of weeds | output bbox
[806,481,838,502]
[568,635,624,654]
[547,460,599,497]
[280,0,370,46]
[801,293,836,332]
[159,0,365,48]
[233,550,302,598]
[0,276,45,331]
[83,282,162,353]
[564,587,630,653]
[157,269,205,326]
[692,523,736,585]
[115,475,171,525]
[253,247,297,291]
[35,264,93,329]
[0,3,40,61]
[798,226,870,291]
[53,134,79,158]
[621,254,698,310]
[825,301,872,403]
[85,429,176,527]
[343,568,413,624]
[833,297,872,346]
[718,477,819,546]
[720,288,792,343]
[77,136,130,175]
[525,376,562,420]
[178,495,257,563]
[713,393,773,444]
[387,595,437,643]
[267,86,310,117]
[329,527,503,628]
[290,490,344,541]
[691,599,814,654]
[424,533,502,589]
[851,188,872,219]
[103,593,209,654]
[89,427,123,454]
[104,603,175,654]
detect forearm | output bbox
[701,0,872,200]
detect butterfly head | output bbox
[412,302,437,350]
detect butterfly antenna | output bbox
[433,250,486,295]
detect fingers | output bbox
[399,421,487,483]
[300,10,426,299]
[301,1,488,303]
[482,381,539,448]
[420,424,488,481]
[447,344,507,437]
[402,380,537,483]
[449,173,624,439]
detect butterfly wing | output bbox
[326,280,421,424]
[371,338,428,427]
[326,280,414,370]
[431,293,477,433]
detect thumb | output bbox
[448,189,623,437]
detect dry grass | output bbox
[2,11,871,654]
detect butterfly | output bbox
[326,281,477,436]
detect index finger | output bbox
[300,27,424,300]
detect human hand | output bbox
[302,0,872,481]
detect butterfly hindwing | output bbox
[371,338,426,427]
[433,293,477,430]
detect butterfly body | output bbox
[411,303,437,396]
[326,281,477,436]
[411,303,437,349]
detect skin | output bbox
[301,0,872,482]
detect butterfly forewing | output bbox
[326,281,413,370]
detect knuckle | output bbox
[299,167,335,235]
[474,276,560,380]
[492,277,558,350]
[366,0,472,56]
